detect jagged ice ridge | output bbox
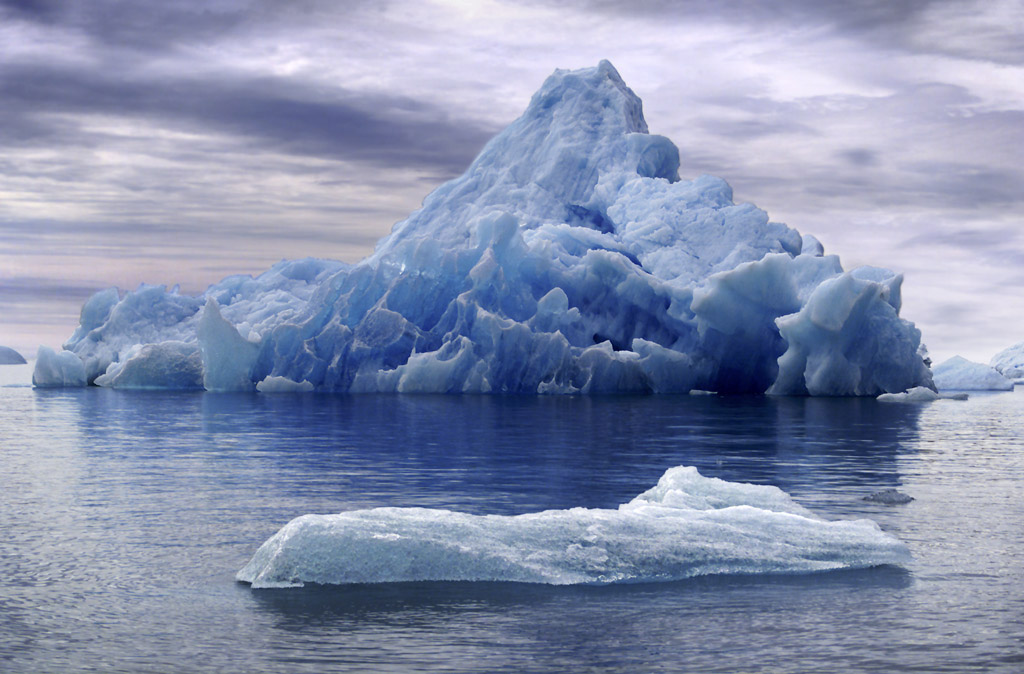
[37,61,933,395]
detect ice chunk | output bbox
[32,346,87,388]
[94,341,203,390]
[237,466,910,588]
[0,345,27,365]
[877,386,940,403]
[256,376,314,393]
[932,356,1014,391]
[990,341,1024,381]
[863,489,914,505]
[51,62,931,396]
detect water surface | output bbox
[1,371,1022,672]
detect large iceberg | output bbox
[991,341,1024,382]
[932,355,1014,391]
[40,61,932,395]
[237,466,910,588]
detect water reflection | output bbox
[31,388,929,515]
[247,567,913,625]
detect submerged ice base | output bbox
[41,61,932,396]
[237,466,910,588]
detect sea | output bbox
[1,362,1022,673]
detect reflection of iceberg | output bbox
[237,466,909,588]
[41,61,931,395]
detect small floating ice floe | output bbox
[877,387,939,403]
[863,489,914,505]
[237,466,910,588]
[877,386,968,403]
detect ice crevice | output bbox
[35,60,933,396]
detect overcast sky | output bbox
[1,0,1022,364]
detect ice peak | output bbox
[525,59,650,135]
[379,61,680,251]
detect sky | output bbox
[1,0,1022,365]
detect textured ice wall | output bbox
[237,466,910,588]
[42,61,932,395]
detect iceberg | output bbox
[932,355,1014,391]
[990,341,1024,382]
[41,61,932,396]
[0,345,27,365]
[237,466,910,588]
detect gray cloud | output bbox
[0,63,498,174]
[534,0,1023,64]
[837,149,879,167]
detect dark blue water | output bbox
[1,372,1022,672]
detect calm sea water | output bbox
[1,363,1022,673]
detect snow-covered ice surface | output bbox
[237,466,909,588]
[991,341,1024,382]
[933,356,1014,391]
[41,61,932,396]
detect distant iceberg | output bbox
[0,345,27,365]
[237,466,909,588]
[991,341,1024,382]
[40,61,932,396]
[932,356,1014,391]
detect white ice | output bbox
[932,356,1014,391]
[39,61,932,396]
[237,466,910,588]
[876,386,940,403]
[990,341,1024,382]
[32,346,87,388]
[256,376,314,393]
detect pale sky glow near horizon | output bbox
[1,0,1022,366]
